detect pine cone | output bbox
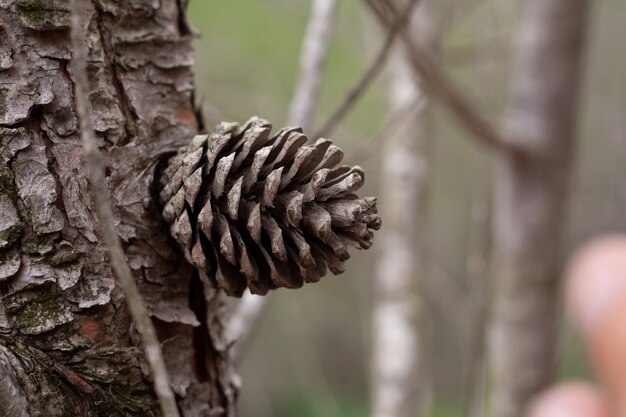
[158,117,381,297]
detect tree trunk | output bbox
[0,1,236,416]
[487,1,589,417]
[370,2,441,416]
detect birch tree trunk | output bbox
[487,1,590,417]
[0,1,236,416]
[371,2,441,416]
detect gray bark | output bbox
[0,1,236,416]
[487,1,590,417]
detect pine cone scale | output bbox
[225,176,243,221]
[275,191,303,228]
[242,201,262,244]
[284,227,315,268]
[241,146,271,193]
[261,215,288,262]
[261,167,283,207]
[196,198,213,238]
[231,123,271,170]
[183,168,203,208]
[212,152,235,199]
[215,212,236,265]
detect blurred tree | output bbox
[371,1,442,416]
[0,1,236,416]
[487,1,590,417]
[366,0,590,416]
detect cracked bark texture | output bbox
[0,1,236,416]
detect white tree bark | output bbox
[371,2,441,416]
[487,1,590,416]
[288,0,337,133]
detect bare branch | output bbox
[69,2,180,417]
[366,0,512,153]
[288,0,338,132]
[420,258,472,342]
[463,180,492,417]
[346,95,424,164]
[314,0,420,139]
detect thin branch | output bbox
[226,0,338,363]
[425,260,471,342]
[366,0,512,153]
[313,0,420,139]
[463,180,492,417]
[69,3,180,417]
[288,0,338,132]
[345,94,424,164]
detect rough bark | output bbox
[370,2,440,416]
[487,1,590,417]
[0,1,236,416]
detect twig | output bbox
[345,94,424,164]
[69,2,180,417]
[313,0,420,139]
[288,0,338,132]
[366,0,512,153]
[226,0,338,363]
[463,178,492,417]
[425,260,470,344]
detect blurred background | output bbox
[187,1,625,416]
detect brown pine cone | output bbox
[158,117,381,297]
